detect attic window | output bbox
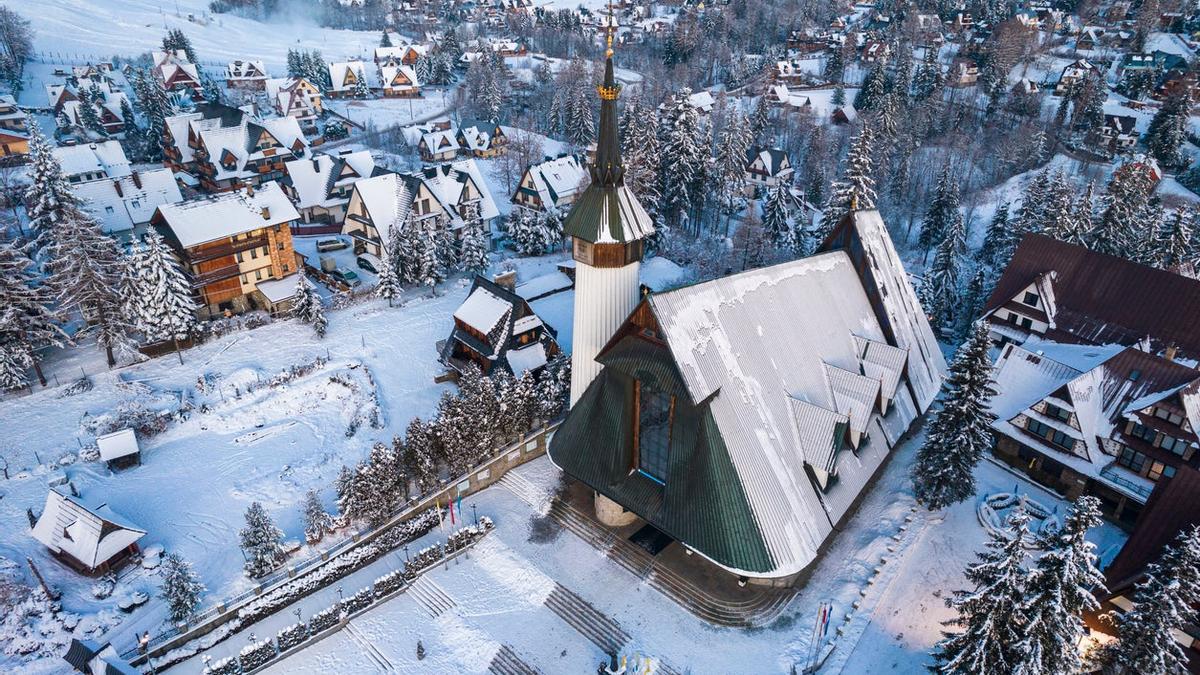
[1022,291,1039,307]
[1129,369,1142,382]
[634,382,673,485]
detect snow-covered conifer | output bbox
[301,489,332,544]
[460,207,490,276]
[918,165,962,253]
[1089,164,1153,258]
[920,211,966,335]
[1157,210,1195,270]
[25,120,84,254]
[931,509,1032,674]
[239,502,285,578]
[659,88,708,230]
[160,552,205,623]
[1146,89,1191,167]
[761,180,794,254]
[374,236,403,307]
[1109,525,1200,675]
[129,229,197,346]
[0,240,63,388]
[912,321,997,510]
[976,202,1013,270]
[290,276,326,338]
[822,126,876,234]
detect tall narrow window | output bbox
[636,382,672,484]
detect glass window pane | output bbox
[637,385,672,483]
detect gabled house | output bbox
[990,342,1200,526]
[151,49,203,103]
[264,77,324,128]
[58,84,130,136]
[226,59,268,90]
[511,154,588,214]
[440,274,561,376]
[1055,59,1100,94]
[73,168,184,242]
[31,489,147,576]
[981,233,1200,360]
[1095,114,1138,155]
[379,64,421,97]
[549,209,946,584]
[327,60,372,98]
[0,94,27,133]
[152,182,303,318]
[770,83,812,111]
[456,119,507,157]
[744,147,793,192]
[950,57,979,87]
[162,103,310,192]
[63,638,138,674]
[52,140,131,183]
[417,127,460,162]
[283,149,382,232]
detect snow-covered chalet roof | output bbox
[52,141,131,180]
[31,490,146,570]
[285,150,378,210]
[522,155,588,211]
[155,181,299,248]
[454,285,513,336]
[226,59,267,81]
[328,61,372,93]
[74,168,183,235]
[420,158,500,222]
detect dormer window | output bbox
[1044,402,1071,423]
[1022,291,1039,306]
[634,382,672,485]
[1153,407,1185,426]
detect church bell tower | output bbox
[563,26,655,406]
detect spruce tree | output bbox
[931,509,1032,674]
[290,276,326,338]
[1013,496,1105,675]
[976,202,1012,270]
[403,417,438,491]
[712,113,752,222]
[287,49,304,79]
[129,229,197,348]
[854,61,887,112]
[25,120,84,255]
[1089,165,1152,258]
[955,268,991,343]
[1109,525,1200,675]
[374,237,403,307]
[1146,89,1191,167]
[46,209,131,367]
[659,88,707,230]
[822,126,876,235]
[239,501,285,578]
[921,211,966,335]
[380,30,392,48]
[912,321,997,510]
[301,489,332,544]
[0,240,63,389]
[460,207,490,276]
[160,552,205,623]
[1157,210,1195,270]
[918,165,963,253]
[761,180,794,254]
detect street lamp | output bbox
[293,608,302,624]
[336,586,343,602]
[471,503,478,526]
[403,544,410,563]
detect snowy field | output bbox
[327,94,454,131]
[255,427,1125,674]
[13,0,390,71]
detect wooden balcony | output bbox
[190,263,241,288]
[186,233,270,264]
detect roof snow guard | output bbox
[561,42,654,245]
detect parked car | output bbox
[356,253,382,274]
[330,267,361,288]
[316,238,349,253]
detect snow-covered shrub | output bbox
[91,574,116,599]
[341,586,373,614]
[276,621,307,651]
[374,568,406,597]
[238,637,275,671]
[308,605,341,633]
[323,120,348,141]
[58,377,93,397]
[202,655,239,675]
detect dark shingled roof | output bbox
[548,335,774,574]
[985,233,1200,357]
[63,638,104,672]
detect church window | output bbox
[635,382,672,484]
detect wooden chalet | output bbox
[31,490,146,576]
[440,275,561,376]
[226,59,269,91]
[511,154,588,214]
[457,120,508,157]
[152,182,303,319]
[162,103,309,193]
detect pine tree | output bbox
[1061,181,1096,248]
[976,202,1012,270]
[380,30,392,48]
[239,502,285,578]
[460,207,490,276]
[761,180,794,254]
[659,88,708,230]
[913,46,943,101]
[1070,77,1105,137]
[0,240,63,389]
[301,489,332,544]
[1089,165,1153,258]
[353,73,370,99]
[918,165,963,253]
[1157,210,1195,269]
[46,209,131,367]
[1146,89,1192,167]
[374,237,403,308]
[290,276,327,338]
[78,98,104,136]
[1109,525,1200,675]
[1039,171,1080,243]
[931,509,1032,674]
[620,91,661,219]
[132,68,170,162]
[24,120,84,255]
[822,126,876,235]
[403,417,438,491]
[712,113,752,222]
[1013,496,1105,675]
[119,97,143,160]
[823,46,845,84]
[854,62,887,112]
[750,95,771,143]
[201,74,224,105]
[129,229,197,347]
[287,49,305,79]
[159,552,205,623]
[955,268,991,343]
[912,322,997,510]
[921,211,966,335]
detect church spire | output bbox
[592,16,623,188]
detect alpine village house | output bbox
[546,41,946,587]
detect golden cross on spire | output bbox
[605,0,616,56]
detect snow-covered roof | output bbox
[420,128,460,154]
[285,150,377,209]
[506,342,547,375]
[328,61,372,92]
[515,271,573,301]
[255,274,309,303]
[52,141,130,180]
[74,168,184,235]
[380,64,420,91]
[421,158,501,222]
[350,172,415,249]
[523,155,587,210]
[454,285,512,334]
[31,490,146,570]
[96,428,138,462]
[687,90,715,112]
[156,181,299,248]
[642,211,944,577]
[226,59,267,80]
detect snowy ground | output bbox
[327,94,453,131]
[255,427,1125,674]
[15,0,392,72]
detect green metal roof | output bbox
[548,336,773,574]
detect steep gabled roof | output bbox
[985,234,1200,358]
[31,490,146,570]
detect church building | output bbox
[547,40,947,586]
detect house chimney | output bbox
[493,270,517,291]
[131,171,141,189]
[113,180,123,198]
[1165,344,1179,361]
[246,184,255,197]
[261,207,271,220]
